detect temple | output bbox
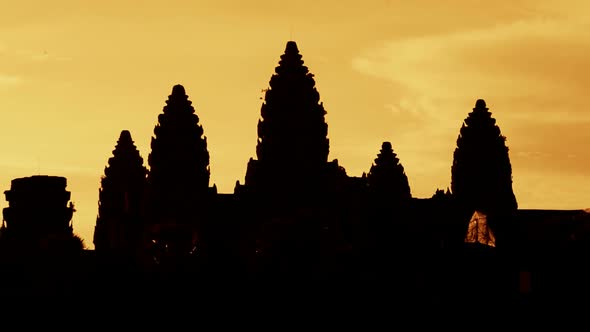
[0,41,587,303]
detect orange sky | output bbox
[0,0,588,248]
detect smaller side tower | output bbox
[1,175,82,255]
[94,130,147,255]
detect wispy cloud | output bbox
[352,17,590,103]
[0,74,23,87]
[352,10,590,141]
[351,7,590,205]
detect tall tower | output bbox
[146,84,215,259]
[94,130,147,254]
[451,99,517,214]
[243,41,341,197]
[238,42,350,279]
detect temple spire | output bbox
[146,84,214,261]
[367,141,411,201]
[171,84,186,96]
[285,40,299,53]
[243,41,332,195]
[451,98,517,214]
[94,130,147,254]
[148,84,211,196]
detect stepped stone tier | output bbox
[3,175,73,235]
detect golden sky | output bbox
[1,0,589,248]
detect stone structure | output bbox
[240,41,346,200]
[451,99,517,214]
[1,175,81,254]
[367,141,411,202]
[146,84,216,262]
[94,130,147,255]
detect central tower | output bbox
[243,41,338,197]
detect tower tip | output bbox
[285,41,299,54]
[119,130,132,141]
[475,99,488,109]
[172,84,186,96]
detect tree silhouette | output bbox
[94,130,147,254]
[146,84,214,260]
[243,41,334,195]
[451,99,517,214]
[367,141,411,201]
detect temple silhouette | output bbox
[0,41,588,303]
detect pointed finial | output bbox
[474,99,488,110]
[285,41,299,54]
[119,130,132,141]
[172,84,186,96]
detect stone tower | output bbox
[94,130,147,255]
